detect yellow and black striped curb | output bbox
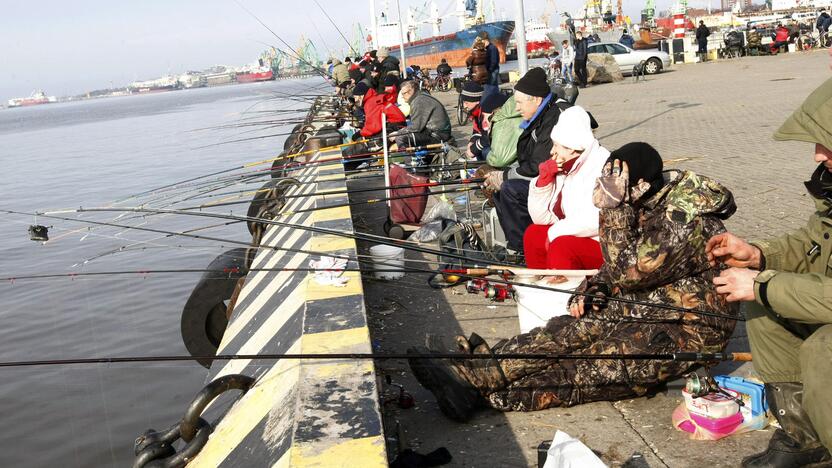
[189,130,387,467]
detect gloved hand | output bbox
[351,132,363,142]
[536,159,560,187]
[568,283,610,318]
[592,159,651,208]
[484,170,504,192]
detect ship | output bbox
[235,67,275,83]
[7,90,57,108]
[129,76,178,94]
[372,0,515,69]
[525,19,555,57]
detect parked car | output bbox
[586,42,671,75]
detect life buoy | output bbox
[181,248,249,368]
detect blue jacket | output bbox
[485,43,500,72]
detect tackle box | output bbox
[682,388,742,419]
[715,375,768,418]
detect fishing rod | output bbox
[312,0,359,57]
[0,351,753,368]
[6,210,742,321]
[233,0,332,80]
[194,177,485,208]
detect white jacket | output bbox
[527,139,609,242]
[561,45,575,65]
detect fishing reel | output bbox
[466,278,513,302]
[685,372,745,407]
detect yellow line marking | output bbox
[290,435,387,467]
[311,205,351,223]
[309,235,355,253]
[305,272,363,301]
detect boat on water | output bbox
[129,76,178,94]
[526,19,556,57]
[235,67,275,83]
[7,90,57,108]
[372,0,514,69]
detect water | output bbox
[0,79,326,466]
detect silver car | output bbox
[586,42,672,75]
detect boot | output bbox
[742,383,831,467]
[407,346,482,422]
[453,333,509,393]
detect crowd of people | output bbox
[331,35,832,466]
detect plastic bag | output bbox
[410,219,444,243]
[672,401,768,441]
[421,198,457,224]
[542,431,606,468]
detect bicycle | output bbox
[455,74,476,126]
[433,73,452,92]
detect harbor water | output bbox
[0,79,322,467]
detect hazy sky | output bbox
[1,0,696,100]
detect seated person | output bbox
[469,92,511,162]
[524,106,609,269]
[745,27,762,54]
[770,23,790,54]
[353,78,406,140]
[487,68,562,254]
[409,142,739,421]
[460,81,484,159]
[436,58,453,76]
[390,80,452,164]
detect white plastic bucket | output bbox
[369,244,405,280]
[514,275,585,333]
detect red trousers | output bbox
[522,224,604,269]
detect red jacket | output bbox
[361,88,406,137]
[774,26,790,42]
[469,105,484,135]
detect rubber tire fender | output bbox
[283,123,304,151]
[246,178,299,235]
[180,248,249,368]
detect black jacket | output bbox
[436,62,452,75]
[485,43,500,72]
[505,96,561,179]
[573,38,588,60]
[696,24,710,41]
[380,56,400,76]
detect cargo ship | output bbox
[373,0,515,68]
[525,19,555,57]
[235,67,275,83]
[7,90,57,108]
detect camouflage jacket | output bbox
[584,169,740,329]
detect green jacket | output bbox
[753,194,832,319]
[485,94,523,168]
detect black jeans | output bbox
[574,58,588,86]
[492,178,532,252]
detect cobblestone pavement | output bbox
[356,50,831,468]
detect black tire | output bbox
[382,219,392,236]
[456,94,466,126]
[387,223,406,240]
[644,58,662,75]
[247,178,298,235]
[181,248,249,368]
[283,124,304,151]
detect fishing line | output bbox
[312,0,359,56]
[0,351,752,368]
[16,207,744,321]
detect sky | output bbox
[1,0,703,100]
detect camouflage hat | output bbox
[774,77,832,150]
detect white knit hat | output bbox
[550,105,594,151]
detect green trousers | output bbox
[745,301,832,450]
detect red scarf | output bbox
[553,157,579,220]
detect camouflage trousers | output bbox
[479,313,736,412]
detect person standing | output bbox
[696,21,711,61]
[708,78,832,467]
[572,31,589,88]
[481,32,501,88]
[560,40,574,84]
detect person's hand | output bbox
[713,267,758,302]
[351,132,363,142]
[592,159,650,209]
[536,159,560,187]
[466,141,476,159]
[484,170,504,192]
[706,232,762,269]
[568,284,609,318]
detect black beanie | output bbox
[514,68,550,98]
[608,142,664,200]
[480,92,509,113]
[461,80,484,102]
[353,82,370,96]
[383,74,399,87]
